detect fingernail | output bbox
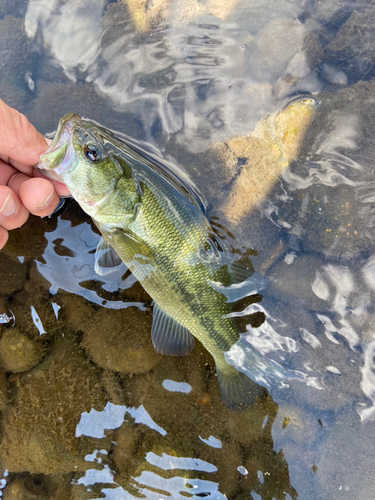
[37,189,54,209]
[0,193,17,217]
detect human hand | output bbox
[0,98,70,249]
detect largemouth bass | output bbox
[38,113,266,409]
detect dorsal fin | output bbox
[151,303,195,356]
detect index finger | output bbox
[0,154,34,176]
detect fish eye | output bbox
[84,144,101,162]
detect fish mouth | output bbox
[37,113,82,181]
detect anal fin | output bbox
[151,303,195,356]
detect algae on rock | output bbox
[0,328,46,373]
[217,98,316,223]
[0,334,109,474]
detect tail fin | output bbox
[216,363,266,411]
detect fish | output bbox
[38,113,266,410]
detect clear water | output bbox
[1,0,375,498]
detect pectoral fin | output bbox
[151,303,195,356]
[94,238,124,276]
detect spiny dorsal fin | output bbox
[94,237,124,276]
[151,303,195,356]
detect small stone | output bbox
[112,423,138,474]
[0,328,46,373]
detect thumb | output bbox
[0,99,48,166]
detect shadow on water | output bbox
[1,0,375,498]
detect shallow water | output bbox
[1,0,375,498]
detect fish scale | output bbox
[138,184,238,350]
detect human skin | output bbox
[0,99,70,249]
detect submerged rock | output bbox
[124,341,210,432]
[0,334,108,474]
[119,341,279,499]
[0,253,27,296]
[325,6,375,81]
[81,305,162,374]
[277,79,375,262]
[2,474,71,500]
[290,175,375,261]
[257,18,305,74]
[112,423,139,474]
[217,98,316,223]
[315,0,359,25]
[61,293,161,374]
[0,371,9,410]
[0,327,46,373]
[7,294,60,341]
